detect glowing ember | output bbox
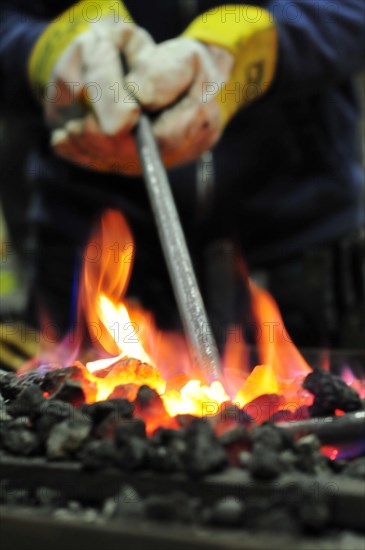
[91,359,165,402]
[321,446,339,460]
[162,380,230,417]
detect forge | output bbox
[1,210,364,549]
[1,356,364,550]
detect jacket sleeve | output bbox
[266,0,365,96]
[0,2,48,111]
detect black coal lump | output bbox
[327,458,346,474]
[218,424,250,447]
[249,442,282,480]
[79,440,120,470]
[150,427,185,446]
[117,436,149,470]
[245,423,296,480]
[0,393,12,422]
[81,398,134,424]
[47,417,91,459]
[135,385,159,407]
[52,379,85,406]
[208,497,245,527]
[184,418,228,475]
[35,400,81,442]
[115,418,146,445]
[303,369,361,416]
[278,449,299,472]
[6,385,45,418]
[39,399,76,420]
[238,451,252,469]
[1,418,40,456]
[295,435,330,475]
[149,428,186,472]
[18,371,44,389]
[252,422,295,452]
[148,443,184,473]
[0,371,21,400]
[342,457,365,479]
[41,368,70,393]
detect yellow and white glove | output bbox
[28,0,154,174]
[128,5,278,168]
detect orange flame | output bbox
[69,209,316,425]
[79,209,134,358]
[250,281,311,381]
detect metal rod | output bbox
[277,410,365,445]
[135,115,221,382]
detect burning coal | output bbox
[11,208,363,467]
[21,210,321,420]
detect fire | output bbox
[31,209,319,427]
[250,281,311,381]
[163,380,230,417]
[93,359,166,402]
[86,295,153,372]
[79,209,134,358]
[235,364,279,405]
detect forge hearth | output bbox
[1,362,365,550]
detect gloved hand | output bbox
[28,0,154,174]
[126,5,278,168]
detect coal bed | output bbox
[0,365,364,550]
